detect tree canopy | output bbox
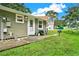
[62,6,79,29]
[0,3,32,14]
[46,10,58,18]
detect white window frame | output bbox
[38,20,43,29]
[16,14,24,23]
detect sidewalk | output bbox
[0,34,57,51]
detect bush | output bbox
[63,29,79,35]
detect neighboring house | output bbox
[48,17,54,30]
[0,5,47,40]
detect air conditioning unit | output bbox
[6,21,11,28]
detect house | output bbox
[36,16,55,30]
[0,5,47,40]
[36,16,48,21]
[37,16,55,30]
[47,17,55,30]
[35,16,48,28]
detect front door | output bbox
[27,19,35,35]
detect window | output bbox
[30,20,33,27]
[16,14,24,23]
[39,21,43,28]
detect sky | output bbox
[24,3,77,20]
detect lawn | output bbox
[0,30,79,56]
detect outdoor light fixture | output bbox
[3,17,6,20]
[25,16,28,19]
[2,17,7,22]
[24,16,28,22]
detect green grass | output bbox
[0,30,79,56]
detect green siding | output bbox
[0,9,27,38]
[35,18,47,35]
[0,6,47,39]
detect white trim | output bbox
[38,20,43,30]
[1,21,4,40]
[16,14,24,23]
[27,19,35,35]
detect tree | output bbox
[46,10,58,29]
[46,10,57,18]
[63,6,79,29]
[0,3,32,14]
[54,20,66,27]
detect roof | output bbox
[0,5,47,21]
[36,16,48,21]
[0,5,34,17]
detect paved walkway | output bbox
[0,34,57,51]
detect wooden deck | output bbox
[0,35,54,51]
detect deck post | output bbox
[1,21,4,41]
[1,17,4,41]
